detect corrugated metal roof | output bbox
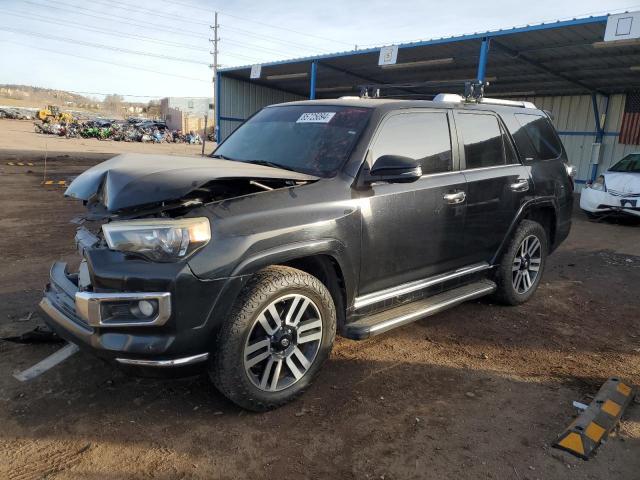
[219,14,640,98]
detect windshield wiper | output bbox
[244,160,297,172]
[210,153,235,160]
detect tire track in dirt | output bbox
[0,439,91,480]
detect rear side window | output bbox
[370,111,452,174]
[513,114,562,160]
[456,113,508,169]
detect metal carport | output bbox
[216,13,640,187]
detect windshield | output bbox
[213,105,372,177]
[610,153,640,173]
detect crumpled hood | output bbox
[65,153,318,212]
[604,171,640,194]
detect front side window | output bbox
[214,105,372,177]
[609,153,640,172]
[370,111,452,175]
[513,113,562,161]
[456,113,506,169]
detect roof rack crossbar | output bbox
[433,93,536,109]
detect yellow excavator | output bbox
[36,105,74,123]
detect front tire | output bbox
[492,219,548,306]
[210,266,336,411]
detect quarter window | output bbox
[513,114,562,160]
[370,112,453,175]
[457,113,509,169]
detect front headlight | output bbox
[102,217,211,262]
[589,175,606,191]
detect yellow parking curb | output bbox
[554,377,635,459]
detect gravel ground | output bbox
[0,119,639,479]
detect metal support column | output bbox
[310,61,318,100]
[215,71,221,143]
[590,93,605,182]
[477,38,490,83]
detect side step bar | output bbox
[344,279,496,340]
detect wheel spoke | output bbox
[246,338,270,355]
[286,356,304,380]
[297,318,322,334]
[527,237,540,256]
[245,350,270,368]
[523,271,532,290]
[258,312,278,335]
[260,357,275,389]
[513,271,522,290]
[267,304,283,326]
[269,359,283,391]
[283,296,301,324]
[291,347,311,369]
[290,298,310,327]
[298,331,322,344]
[512,258,521,272]
[529,265,540,272]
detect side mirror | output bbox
[368,155,422,184]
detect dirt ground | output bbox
[0,118,639,479]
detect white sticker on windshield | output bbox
[296,112,336,123]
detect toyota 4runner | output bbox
[40,94,573,411]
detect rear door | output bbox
[358,109,468,296]
[454,110,530,263]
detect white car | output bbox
[580,153,640,218]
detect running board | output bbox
[344,279,496,340]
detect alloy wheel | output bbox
[243,294,323,392]
[512,234,542,294]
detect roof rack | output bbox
[433,93,537,109]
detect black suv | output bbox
[40,96,573,411]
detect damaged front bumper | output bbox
[580,188,640,218]
[39,258,231,373]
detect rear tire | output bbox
[492,220,548,306]
[209,266,336,411]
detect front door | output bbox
[454,111,531,263]
[358,109,467,297]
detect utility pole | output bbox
[209,11,219,143]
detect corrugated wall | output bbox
[218,76,304,141]
[518,94,630,190]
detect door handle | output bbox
[510,179,529,192]
[443,191,466,204]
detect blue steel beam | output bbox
[310,60,317,99]
[219,15,608,73]
[592,93,603,142]
[477,38,490,82]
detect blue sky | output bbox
[1,0,639,101]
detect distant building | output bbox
[160,97,214,134]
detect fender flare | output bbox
[230,238,356,304]
[490,196,559,265]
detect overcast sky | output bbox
[1,0,639,101]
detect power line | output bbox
[0,26,209,65]
[17,0,334,63]
[5,9,209,51]
[19,0,208,40]
[220,12,354,47]
[150,0,354,47]
[221,38,307,58]
[222,25,332,54]
[88,0,211,27]
[1,39,210,83]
